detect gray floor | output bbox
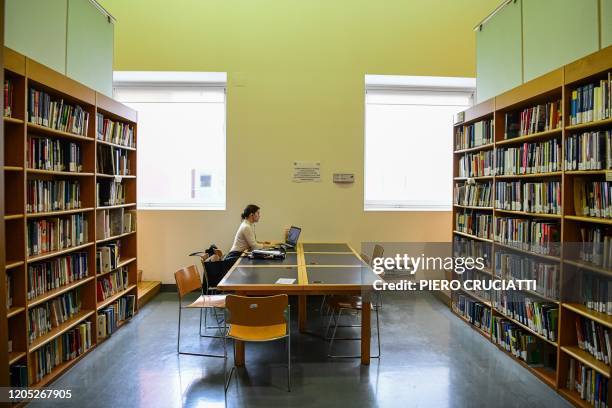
[32,292,572,408]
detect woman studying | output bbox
[225,204,270,261]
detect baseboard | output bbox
[161,284,177,292]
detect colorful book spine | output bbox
[494,218,560,256]
[26,179,81,214]
[565,130,612,171]
[4,78,13,117]
[27,252,88,300]
[454,181,492,207]
[458,150,494,178]
[567,358,609,406]
[452,294,491,332]
[504,100,562,139]
[455,212,492,240]
[26,214,88,256]
[28,88,90,136]
[495,139,560,175]
[494,251,559,300]
[494,181,561,214]
[27,290,82,344]
[96,112,135,148]
[581,270,612,315]
[26,137,82,172]
[454,119,494,150]
[570,73,612,125]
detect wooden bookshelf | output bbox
[1,47,138,388]
[451,46,612,408]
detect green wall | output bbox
[603,0,612,48]
[5,0,114,95]
[476,0,522,102]
[5,0,68,73]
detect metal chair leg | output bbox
[287,331,291,392]
[328,306,381,359]
[177,305,226,358]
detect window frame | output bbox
[113,71,228,211]
[363,75,475,212]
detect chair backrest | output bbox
[360,253,371,266]
[372,244,384,261]
[225,294,288,326]
[174,265,202,298]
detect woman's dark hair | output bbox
[241,204,260,220]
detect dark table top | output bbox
[302,243,352,253]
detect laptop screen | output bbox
[286,226,301,246]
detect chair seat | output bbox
[228,323,287,341]
[186,294,226,308]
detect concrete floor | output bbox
[33,292,572,408]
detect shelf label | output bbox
[606,171,612,182]
[114,175,123,183]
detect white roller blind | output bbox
[364,81,472,211]
[114,83,226,210]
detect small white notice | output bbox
[293,161,321,183]
[275,278,296,284]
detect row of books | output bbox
[27,215,88,256]
[28,88,90,136]
[579,226,612,269]
[494,218,560,256]
[503,100,562,139]
[97,295,136,338]
[26,179,81,214]
[6,273,12,309]
[581,272,612,315]
[575,315,612,366]
[456,271,492,301]
[574,180,612,219]
[30,321,92,384]
[96,208,136,240]
[567,358,608,407]
[494,181,561,215]
[495,140,561,175]
[453,181,492,207]
[565,130,612,171]
[569,74,611,125]
[97,243,121,274]
[452,294,491,333]
[494,251,559,300]
[494,291,558,342]
[26,136,82,172]
[96,113,135,148]
[454,119,494,151]
[10,365,27,387]
[27,252,88,301]
[97,145,131,175]
[492,316,556,367]
[28,290,82,344]
[455,213,492,240]
[97,267,129,301]
[5,78,14,117]
[453,236,492,268]
[458,150,494,178]
[97,181,126,207]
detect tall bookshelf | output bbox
[2,46,138,389]
[451,45,612,408]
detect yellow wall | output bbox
[100,0,498,283]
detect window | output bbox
[364,75,474,211]
[113,72,227,210]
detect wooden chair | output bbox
[175,265,227,358]
[223,294,291,393]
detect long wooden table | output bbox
[217,242,379,365]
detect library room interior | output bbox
[0,0,612,407]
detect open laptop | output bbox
[281,226,301,249]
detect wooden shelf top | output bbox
[27,122,93,142]
[96,230,136,244]
[496,128,562,146]
[7,306,25,319]
[9,351,26,366]
[454,176,493,181]
[561,346,610,378]
[97,257,137,277]
[26,207,94,218]
[453,143,494,154]
[453,230,493,243]
[26,168,94,177]
[453,204,493,211]
[96,173,136,179]
[6,260,24,270]
[4,166,23,172]
[28,310,95,353]
[565,215,612,225]
[458,289,492,307]
[563,259,612,276]
[96,138,136,151]
[558,388,592,408]
[563,303,612,329]
[27,242,94,263]
[495,172,562,179]
[96,203,137,210]
[494,209,562,219]
[28,276,95,309]
[96,284,137,310]
[564,170,609,175]
[494,308,558,347]
[4,116,24,124]
[565,117,612,131]
[4,213,24,220]
[493,242,561,262]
